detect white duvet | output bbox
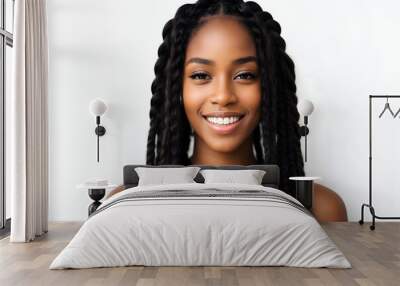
[49,183,351,269]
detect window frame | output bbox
[0,0,14,234]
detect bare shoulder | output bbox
[312,183,348,222]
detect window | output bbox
[0,0,14,236]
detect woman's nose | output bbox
[210,76,237,106]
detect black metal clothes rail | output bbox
[359,95,400,230]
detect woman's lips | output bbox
[203,115,244,135]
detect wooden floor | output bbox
[0,222,399,286]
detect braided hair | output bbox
[146,0,305,196]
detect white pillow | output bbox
[135,167,201,186]
[200,169,266,185]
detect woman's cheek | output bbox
[242,86,262,127]
[182,88,204,131]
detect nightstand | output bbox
[289,176,320,210]
[77,184,117,216]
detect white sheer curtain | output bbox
[8,0,48,242]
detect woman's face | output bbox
[183,15,261,154]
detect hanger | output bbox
[394,106,400,118]
[378,97,395,118]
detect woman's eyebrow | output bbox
[186,57,213,66]
[185,56,257,66]
[232,56,257,65]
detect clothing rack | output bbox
[359,95,400,230]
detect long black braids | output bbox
[147,19,173,165]
[146,0,305,195]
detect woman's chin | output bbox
[204,139,242,154]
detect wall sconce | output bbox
[89,98,107,162]
[297,99,314,162]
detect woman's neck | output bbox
[190,135,257,165]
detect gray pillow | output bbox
[135,167,201,186]
[200,169,266,185]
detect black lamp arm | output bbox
[94,116,106,162]
[299,116,309,162]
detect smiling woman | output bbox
[132,0,346,221]
[146,0,303,195]
[183,15,261,166]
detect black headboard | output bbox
[123,164,280,189]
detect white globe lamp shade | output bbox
[89,98,107,117]
[297,99,314,116]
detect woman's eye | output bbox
[235,72,257,80]
[190,72,211,81]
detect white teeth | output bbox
[206,116,241,125]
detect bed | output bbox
[49,164,351,269]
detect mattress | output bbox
[49,183,351,269]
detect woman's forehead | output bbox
[185,16,256,62]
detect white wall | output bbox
[47,0,400,222]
